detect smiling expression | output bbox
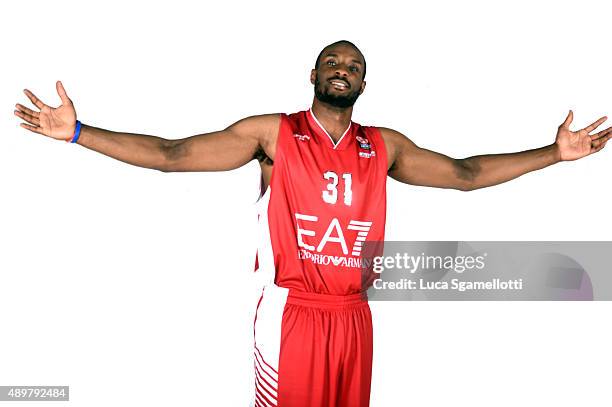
[311,42,367,108]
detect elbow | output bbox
[157,160,180,173]
[456,179,478,191]
[456,182,475,192]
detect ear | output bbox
[359,80,366,95]
[310,69,317,85]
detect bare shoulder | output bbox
[378,127,416,145]
[228,113,282,162]
[377,127,418,170]
[229,113,281,153]
[228,113,281,139]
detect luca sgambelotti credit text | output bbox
[370,252,524,292]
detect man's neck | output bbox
[311,99,353,143]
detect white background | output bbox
[1,0,611,406]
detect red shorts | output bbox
[253,284,373,407]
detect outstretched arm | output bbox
[383,111,611,191]
[14,81,279,172]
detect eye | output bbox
[326,60,336,66]
[349,66,359,72]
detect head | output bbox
[311,40,367,109]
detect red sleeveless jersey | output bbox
[255,109,387,295]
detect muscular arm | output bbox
[76,114,279,172]
[14,81,280,173]
[383,127,559,191]
[382,113,611,191]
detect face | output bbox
[311,44,366,108]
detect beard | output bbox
[314,75,361,108]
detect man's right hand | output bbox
[14,80,77,141]
[13,81,278,173]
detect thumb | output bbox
[56,80,72,105]
[561,109,573,129]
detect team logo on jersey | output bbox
[356,135,374,156]
[293,133,310,141]
[356,135,369,144]
[356,135,371,149]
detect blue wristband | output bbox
[70,120,82,143]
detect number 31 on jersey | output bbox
[322,171,352,206]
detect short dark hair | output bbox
[314,40,366,80]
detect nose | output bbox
[334,64,349,77]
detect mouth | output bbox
[328,79,350,91]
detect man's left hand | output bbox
[556,110,611,161]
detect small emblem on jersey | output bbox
[293,133,310,141]
[359,151,376,158]
[356,135,371,150]
[356,135,369,144]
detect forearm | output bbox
[462,143,561,190]
[76,124,170,171]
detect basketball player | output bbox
[14,40,611,407]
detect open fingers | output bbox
[14,109,40,126]
[19,122,45,136]
[583,116,607,134]
[15,103,40,118]
[591,126,612,141]
[23,89,46,110]
[591,131,612,151]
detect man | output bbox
[14,40,611,407]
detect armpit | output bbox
[254,146,274,165]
